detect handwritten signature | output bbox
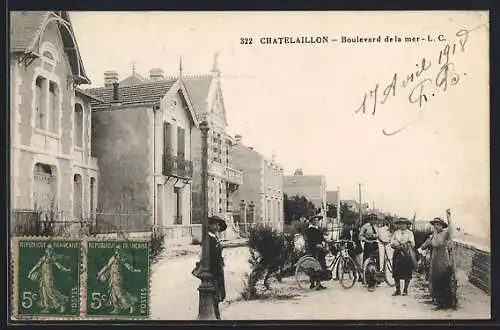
[354,25,484,136]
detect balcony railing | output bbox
[209,161,243,185]
[163,154,193,179]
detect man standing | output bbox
[304,216,328,290]
[359,213,380,267]
[208,215,227,319]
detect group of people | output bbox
[195,210,456,320]
[304,212,456,309]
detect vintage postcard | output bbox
[9,10,490,321]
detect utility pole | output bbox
[358,183,362,226]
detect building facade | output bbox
[87,69,198,241]
[283,169,327,223]
[184,55,243,239]
[10,11,100,232]
[231,136,284,231]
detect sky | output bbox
[69,11,490,238]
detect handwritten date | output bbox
[354,27,473,136]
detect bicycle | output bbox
[362,239,395,291]
[295,240,360,290]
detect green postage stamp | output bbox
[86,239,150,318]
[13,238,81,318]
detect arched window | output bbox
[74,104,84,147]
[40,42,58,72]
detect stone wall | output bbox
[453,239,490,295]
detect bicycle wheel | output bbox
[363,258,378,291]
[339,256,357,289]
[384,258,395,287]
[295,256,321,289]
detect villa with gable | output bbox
[10,11,101,232]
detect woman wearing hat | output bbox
[418,214,455,309]
[208,215,227,319]
[390,217,416,296]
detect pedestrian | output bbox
[304,216,328,290]
[390,217,416,296]
[377,216,393,272]
[359,213,380,265]
[418,214,456,309]
[208,215,227,319]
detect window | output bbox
[35,77,46,130]
[74,104,84,147]
[163,122,171,154]
[73,174,83,220]
[90,178,96,219]
[33,163,57,211]
[174,187,182,224]
[177,127,185,160]
[42,49,56,72]
[49,82,58,133]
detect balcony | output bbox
[208,161,243,185]
[163,154,193,180]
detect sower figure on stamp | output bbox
[97,245,141,315]
[28,243,71,313]
[208,215,227,320]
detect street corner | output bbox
[13,237,82,318]
[85,239,150,318]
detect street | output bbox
[150,245,250,320]
[150,245,490,320]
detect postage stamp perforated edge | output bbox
[10,235,83,321]
[82,237,151,320]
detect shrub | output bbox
[241,224,308,300]
[241,225,286,300]
[150,230,165,263]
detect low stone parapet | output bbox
[453,239,490,295]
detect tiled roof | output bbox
[84,79,177,108]
[283,175,324,187]
[10,11,50,53]
[183,75,212,120]
[75,87,104,103]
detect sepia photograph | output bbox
[9,10,490,321]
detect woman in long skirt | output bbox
[390,218,415,296]
[419,215,456,309]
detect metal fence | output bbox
[12,209,153,236]
[11,209,96,236]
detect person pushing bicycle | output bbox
[359,213,381,270]
[304,215,328,290]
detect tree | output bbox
[339,202,359,226]
[326,203,337,218]
[283,194,316,225]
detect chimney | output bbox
[149,68,165,81]
[104,70,119,87]
[112,82,120,102]
[234,134,242,143]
